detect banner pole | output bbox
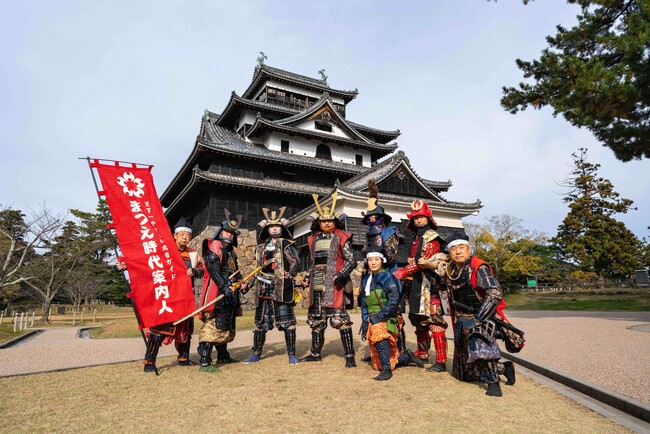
[84,157,148,346]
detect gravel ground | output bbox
[1,311,648,405]
[504,311,650,405]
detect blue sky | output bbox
[1,1,648,239]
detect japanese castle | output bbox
[161,61,481,265]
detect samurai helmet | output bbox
[406,200,438,232]
[258,207,292,241]
[308,192,346,231]
[361,179,392,226]
[213,208,242,246]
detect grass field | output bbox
[504,287,650,311]
[0,324,29,344]
[0,340,630,433]
[0,306,310,343]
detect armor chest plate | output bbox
[314,237,333,265]
[448,267,481,309]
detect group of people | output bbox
[119,181,523,397]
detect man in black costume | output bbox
[443,235,520,396]
[243,207,301,365]
[197,210,247,372]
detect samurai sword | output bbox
[452,301,525,336]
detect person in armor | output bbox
[300,192,357,368]
[359,245,424,380]
[362,180,400,271]
[442,235,517,397]
[359,179,405,362]
[393,200,449,372]
[243,207,301,365]
[115,217,204,373]
[197,210,247,372]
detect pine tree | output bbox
[501,0,650,161]
[553,148,642,279]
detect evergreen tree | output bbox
[553,148,642,279]
[501,0,650,161]
[641,227,650,269]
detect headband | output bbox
[174,227,192,234]
[365,251,387,263]
[446,239,470,250]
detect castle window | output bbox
[315,121,333,133]
[281,140,289,153]
[315,144,332,160]
[355,154,363,166]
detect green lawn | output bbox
[504,287,650,311]
[0,324,30,344]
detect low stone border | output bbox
[0,330,44,349]
[501,352,650,424]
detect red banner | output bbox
[90,161,195,329]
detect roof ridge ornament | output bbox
[318,69,328,86]
[256,51,268,68]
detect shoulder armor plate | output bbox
[422,230,439,243]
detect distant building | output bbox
[161,63,481,266]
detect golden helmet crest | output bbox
[312,192,339,220]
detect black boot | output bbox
[300,329,324,362]
[503,361,516,385]
[375,369,393,381]
[486,382,503,397]
[216,343,238,364]
[340,328,356,368]
[244,330,266,364]
[284,329,300,365]
[399,349,425,368]
[197,342,219,372]
[361,355,372,362]
[374,340,392,380]
[197,342,212,366]
[143,332,163,375]
[427,362,446,372]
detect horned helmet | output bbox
[213,208,242,247]
[258,207,292,241]
[308,192,346,231]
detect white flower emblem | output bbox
[116,172,145,198]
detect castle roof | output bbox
[164,166,332,216]
[215,92,400,144]
[339,150,480,210]
[160,114,366,206]
[246,98,398,157]
[242,64,358,103]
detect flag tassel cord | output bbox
[83,156,148,346]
